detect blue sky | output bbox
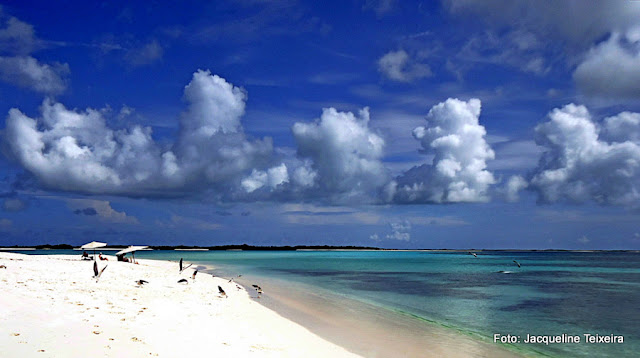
[1,0,640,249]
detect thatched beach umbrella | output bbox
[81,241,107,260]
[115,246,148,264]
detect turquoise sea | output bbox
[11,250,640,357]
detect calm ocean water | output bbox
[12,250,640,357]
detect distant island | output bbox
[1,244,382,251]
[0,244,638,252]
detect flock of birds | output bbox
[468,252,522,273]
[89,257,263,299]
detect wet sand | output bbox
[234,273,527,358]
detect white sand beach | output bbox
[0,252,361,358]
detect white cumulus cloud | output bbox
[241,163,289,193]
[530,104,640,206]
[292,107,389,202]
[390,98,495,203]
[2,70,273,197]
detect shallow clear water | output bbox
[12,250,640,357]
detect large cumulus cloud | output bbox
[4,72,503,205]
[530,104,640,206]
[2,70,273,197]
[389,98,496,203]
[290,107,389,202]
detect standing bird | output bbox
[513,260,521,268]
[136,280,148,285]
[179,259,192,273]
[192,270,198,280]
[218,285,227,297]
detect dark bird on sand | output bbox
[513,260,521,268]
[179,258,182,272]
[192,270,198,280]
[228,278,234,283]
[251,284,260,290]
[218,285,227,297]
[178,278,188,284]
[136,280,149,285]
[0,264,6,269]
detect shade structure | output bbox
[115,246,149,264]
[81,241,107,261]
[81,241,107,249]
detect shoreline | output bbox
[223,269,527,358]
[0,252,361,357]
[3,247,639,253]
